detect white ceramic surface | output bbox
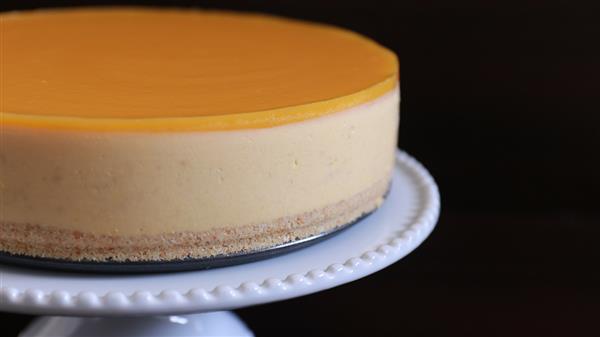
[20,312,254,337]
[0,151,440,317]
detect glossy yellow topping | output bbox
[1,7,398,131]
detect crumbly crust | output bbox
[0,177,390,262]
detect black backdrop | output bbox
[2,1,599,336]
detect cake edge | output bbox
[0,175,391,262]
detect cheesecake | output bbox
[0,7,399,262]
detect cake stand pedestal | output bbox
[1,151,440,337]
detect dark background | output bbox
[2,1,599,336]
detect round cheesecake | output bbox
[0,8,400,262]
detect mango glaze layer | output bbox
[1,8,398,131]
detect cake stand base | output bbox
[20,311,253,337]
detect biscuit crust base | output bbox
[0,177,390,262]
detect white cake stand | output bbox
[0,151,440,337]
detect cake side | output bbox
[0,89,399,237]
[0,175,390,262]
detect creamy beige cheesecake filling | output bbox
[0,89,398,241]
[0,175,390,261]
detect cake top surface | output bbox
[1,7,398,131]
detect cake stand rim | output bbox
[0,150,440,316]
